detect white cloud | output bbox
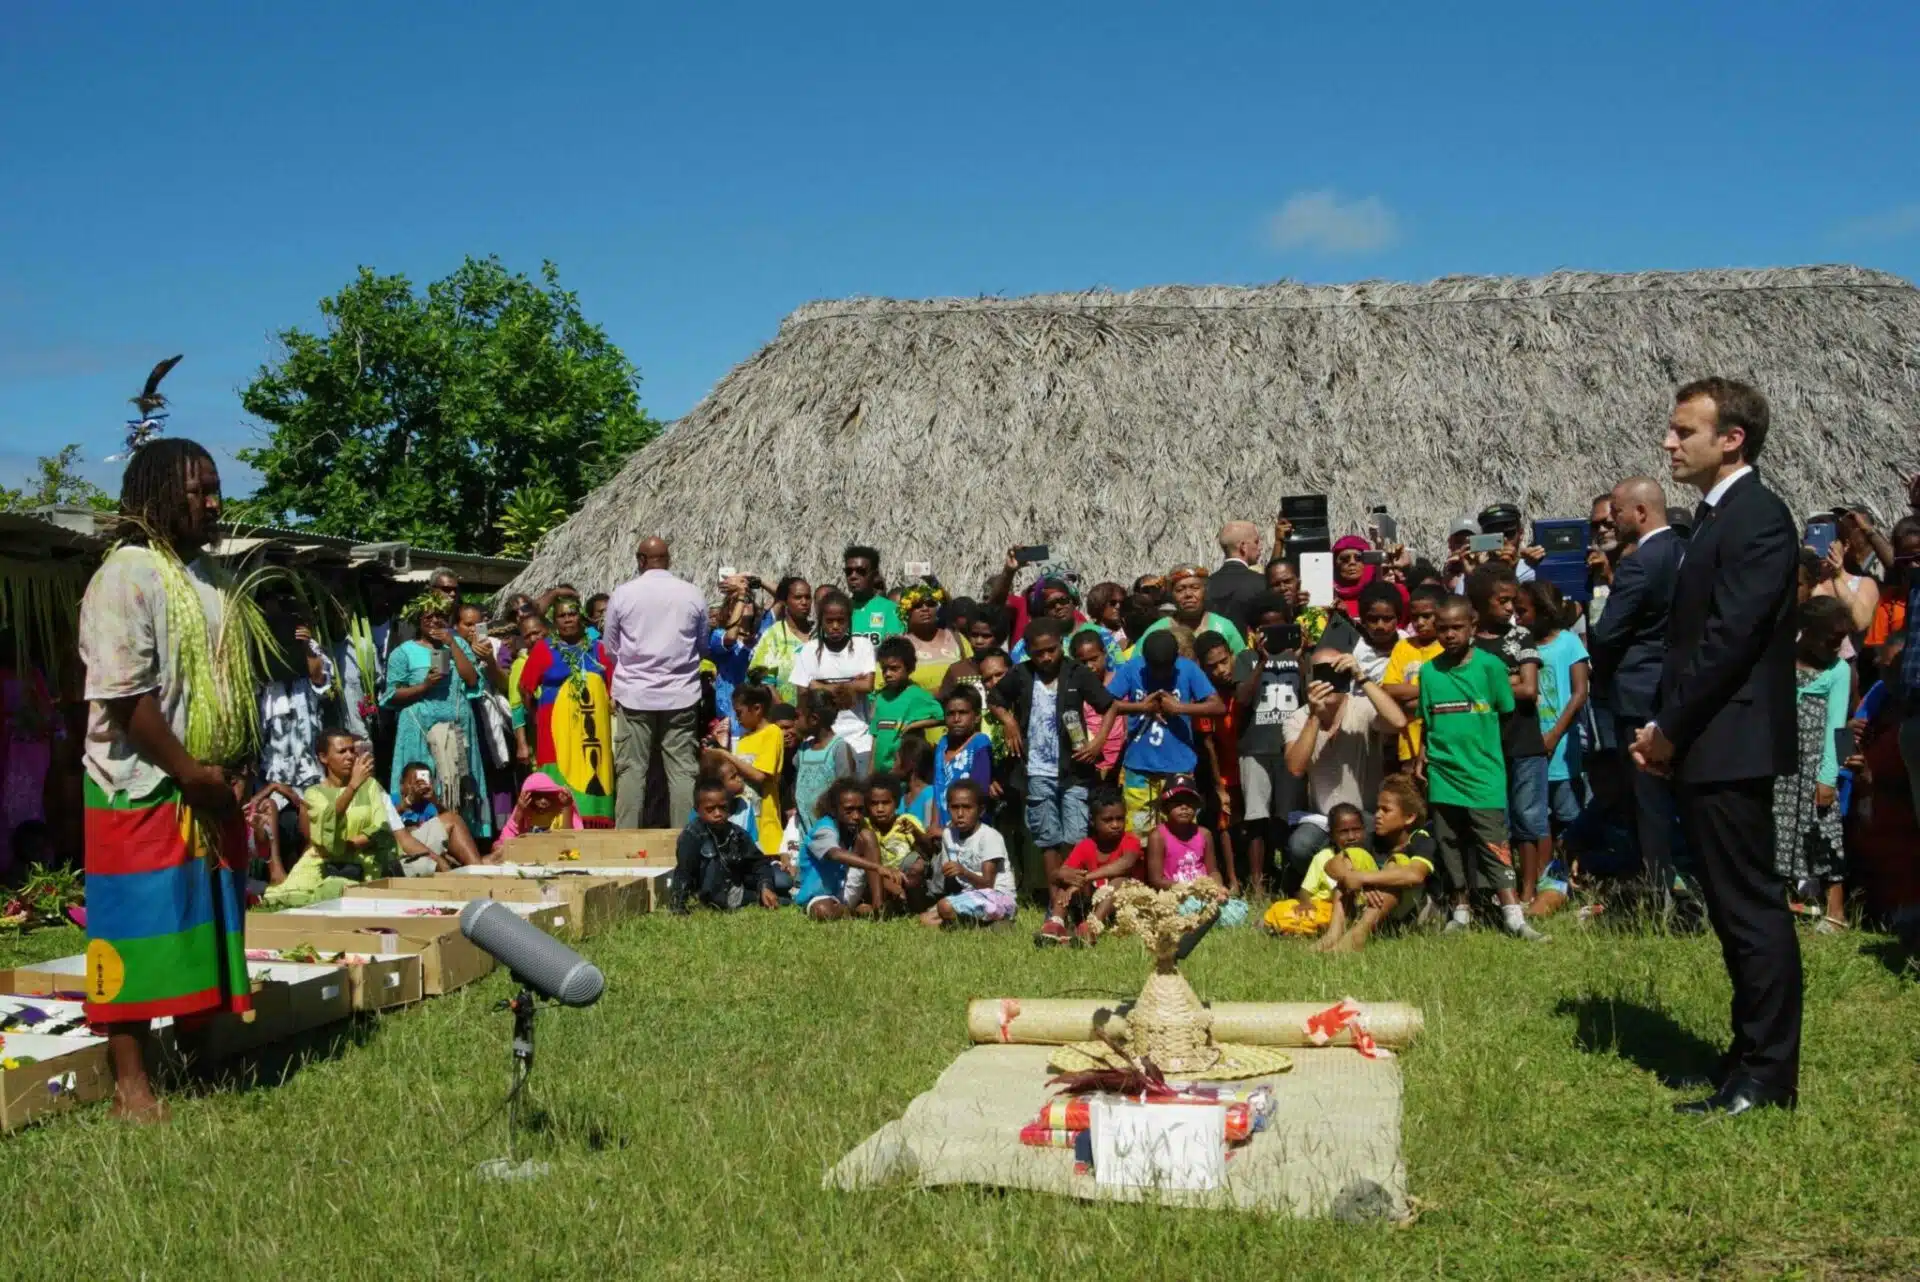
[1267,190,1400,255]
[1832,203,1920,243]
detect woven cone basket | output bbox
[1129,970,1222,1075]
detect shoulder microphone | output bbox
[459,900,605,1007]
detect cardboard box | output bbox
[274,897,571,937]
[244,947,424,1012]
[0,969,89,1002]
[362,874,649,935]
[0,1033,111,1132]
[245,916,492,995]
[0,993,92,1039]
[447,864,673,911]
[492,828,677,866]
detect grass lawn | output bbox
[1,910,1916,1280]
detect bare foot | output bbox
[109,1090,171,1125]
[1327,931,1366,953]
[1310,932,1337,953]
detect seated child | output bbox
[691,751,758,837]
[499,772,582,841]
[393,761,483,868]
[795,776,897,921]
[670,775,780,913]
[1264,802,1370,937]
[1316,774,1436,952]
[847,775,935,916]
[1039,786,1140,946]
[921,779,1017,927]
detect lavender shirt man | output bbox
[602,536,708,828]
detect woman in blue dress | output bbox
[381,597,493,840]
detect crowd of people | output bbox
[37,375,1920,1118]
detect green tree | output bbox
[238,256,660,555]
[0,444,116,513]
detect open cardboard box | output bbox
[245,915,491,995]
[447,863,671,912]
[0,1032,111,1132]
[0,969,89,1002]
[0,993,93,1040]
[272,897,570,937]
[243,947,424,1012]
[20,956,354,1061]
[491,828,677,867]
[356,875,647,938]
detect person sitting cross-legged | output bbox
[1317,773,1438,952]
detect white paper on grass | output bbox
[1089,1098,1227,1191]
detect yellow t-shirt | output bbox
[870,814,926,870]
[1383,637,1445,760]
[1300,845,1378,902]
[735,724,786,854]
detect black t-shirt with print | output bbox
[1475,623,1546,760]
[1231,648,1303,759]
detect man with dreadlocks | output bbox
[78,436,255,1122]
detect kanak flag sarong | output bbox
[82,776,252,1028]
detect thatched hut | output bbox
[511,265,1920,596]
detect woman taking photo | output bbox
[381,595,493,844]
[517,596,616,829]
[750,575,816,705]
[899,582,970,695]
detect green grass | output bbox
[2,912,1916,1280]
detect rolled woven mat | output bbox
[966,998,1424,1050]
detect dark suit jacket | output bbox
[1206,560,1266,633]
[1587,527,1684,721]
[1655,471,1799,784]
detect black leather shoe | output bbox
[1673,1076,1795,1116]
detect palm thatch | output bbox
[511,265,1920,596]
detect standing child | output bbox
[1418,597,1547,941]
[933,685,994,825]
[921,779,1017,926]
[892,734,939,832]
[1038,786,1140,945]
[1773,596,1853,929]
[791,689,857,834]
[1468,564,1551,906]
[1107,631,1226,839]
[871,636,945,773]
[1518,580,1591,898]
[1318,774,1437,952]
[1232,595,1305,899]
[1192,631,1242,894]
[1069,629,1128,782]
[1264,802,1370,938]
[1382,584,1447,769]
[722,684,786,856]
[794,777,897,920]
[1352,581,1405,683]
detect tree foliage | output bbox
[238,256,660,555]
[0,445,116,513]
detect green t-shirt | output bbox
[1417,648,1513,809]
[1139,612,1247,654]
[850,594,903,646]
[871,681,943,772]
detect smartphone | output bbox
[1300,551,1334,607]
[1370,506,1397,546]
[718,565,738,580]
[1469,532,1507,554]
[904,561,933,578]
[1311,661,1353,694]
[1360,550,1386,566]
[1833,726,1855,765]
[1262,623,1302,652]
[1013,545,1050,566]
[1803,519,1837,559]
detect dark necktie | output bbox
[1692,499,1714,531]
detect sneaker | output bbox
[1073,921,1096,948]
[1813,917,1847,936]
[1036,917,1069,946]
[1506,919,1551,942]
[1442,914,1471,934]
[723,884,745,911]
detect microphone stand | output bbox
[475,981,551,1182]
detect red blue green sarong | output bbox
[83,775,252,1028]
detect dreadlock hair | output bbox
[117,437,215,551]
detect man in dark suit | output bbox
[1206,520,1267,634]
[1588,477,1684,903]
[1632,377,1801,1116]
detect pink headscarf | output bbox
[499,772,583,841]
[1331,535,1409,621]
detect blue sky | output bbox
[3,1,1916,497]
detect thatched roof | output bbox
[511,265,1920,597]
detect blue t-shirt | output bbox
[795,815,856,906]
[398,800,439,827]
[684,794,757,838]
[1107,655,1214,775]
[933,732,993,825]
[708,628,755,738]
[1535,629,1590,782]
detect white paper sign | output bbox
[1300,551,1334,608]
[1089,1098,1227,1191]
